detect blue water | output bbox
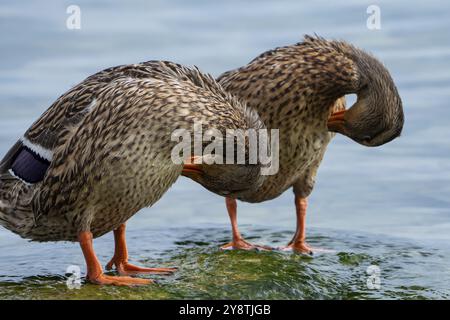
[0,0,449,299]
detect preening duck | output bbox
[212,35,404,253]
[0,61,264,285]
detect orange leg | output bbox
[78,231,152,286]
[221,197,271,251]
[279,196,313,254]
[105,224,177,276]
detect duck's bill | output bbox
[182,163,203,175]
[327,110,346,132]
[181,155,204,176]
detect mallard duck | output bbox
[211,35,404,253]
[0,61,265,285]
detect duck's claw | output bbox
[220,238,272,251]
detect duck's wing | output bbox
[24,66,136,154]
[0,69,121,185]
[6,60,243,216]
[0,67,120,179]
[1,62,169,175]
[32,61,194,218]
[22,60,221,152]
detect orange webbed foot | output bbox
[221,238,272,251]
[278,241,334,255]
[106,224,178,276]
[106,259,177,276]
[278,241,314,255]
[88,273,153,286]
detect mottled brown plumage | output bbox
[215,36,404,252]
[0,61,264,243]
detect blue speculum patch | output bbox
[11,146,50,184]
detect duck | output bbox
[208,35,405,253]
[0,60,265,285]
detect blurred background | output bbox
[0,0,449,299]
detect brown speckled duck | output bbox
[212,36,404,253]
[0,61,264,285]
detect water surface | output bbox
[0,0,449,299]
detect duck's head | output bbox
[327,47,404,147]
[183,156,264,198]
[181,105,267,198]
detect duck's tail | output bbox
[0,176,36,239]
